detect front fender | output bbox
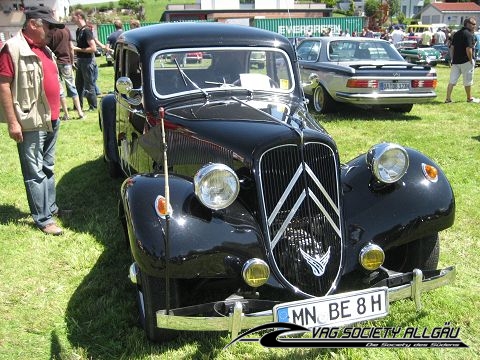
[121,174,264,278]
[341,147,455,273]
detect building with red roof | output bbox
[420,2,480,28]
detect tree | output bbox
[364,0,380,18]
[118,0,144,12]
[387,0,401,18]
[347,0,355,16]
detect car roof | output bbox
[117,22,294,55]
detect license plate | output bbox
[273,287,388,328]
[380,81,410,90]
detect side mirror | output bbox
[116,76,142,106]
[116,76,133,95]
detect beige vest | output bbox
[0,31,53,132]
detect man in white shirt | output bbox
[434,28,446,45]
[391,26,405,45]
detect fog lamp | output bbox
[359,244,385,271]
[242,259,270,287]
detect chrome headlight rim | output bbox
[194,163,240,210]
[367,143,409,184]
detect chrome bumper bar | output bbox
[335,91,437,103]
[156,266,455,339]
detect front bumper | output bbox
[155,266,455,338]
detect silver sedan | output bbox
[297,37,438,113]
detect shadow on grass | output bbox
[312,104,422,123]
[55,157,146,358]
[0,204,29,224]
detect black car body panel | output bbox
[99,22,456,342]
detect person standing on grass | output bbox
[445,17,478,103]
[47,26,85,120]
[105,19,123,55]
[130,19,140,29]
[72,9,98,111]
[0,6,65,235]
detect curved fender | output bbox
[121,174,265,278]
[99,94,119,163]
[341,147,455,273]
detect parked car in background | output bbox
[99,22,455,343]
[432,44,451,65]
[475,31,480,64]
[250,50,266,68]
[297,37,438,114]
[396,40,442,66]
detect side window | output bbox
[297,41,320,61]
[125,50,141,88]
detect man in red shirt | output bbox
[0,6,65,235]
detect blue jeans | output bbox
[17,120,60,228]
[75,58,98,109]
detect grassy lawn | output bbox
[0,55,479,360]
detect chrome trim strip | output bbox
[155,266,456,335]
[270,189,306,248]
[267,164,303,227]
[305,163,339,216]
[308,188,341,236]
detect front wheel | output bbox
[313,85,335,113]
[136,269,180,343]
[383,233,440,272]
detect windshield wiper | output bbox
[173,58,209,99]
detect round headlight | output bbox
[367,143,409,184]
[194,163,239,210]
[359,244,385,271]
[242,259,270,287]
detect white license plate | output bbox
[380,81,410,90]
[273,287,388,328]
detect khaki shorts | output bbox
[449,61,475,86]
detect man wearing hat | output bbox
[0,6,65,235]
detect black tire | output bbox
[390,104,413,113]
[108,160,122,178]
[313,85,335,113]
[383,233,440,272]
[100,95,121,178]
[136,269,180,343]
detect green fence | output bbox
[254,17,367,37]
[97,17,368,45]
[97,22,158,45]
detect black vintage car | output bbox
[99,22,456,343]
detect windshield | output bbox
[151,47,294,97]
[327,40,405,62]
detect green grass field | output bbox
[0,55,479,359]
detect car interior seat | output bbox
[355,48,371,59]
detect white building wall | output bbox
[201,0,239,10]
[255,0,294,10]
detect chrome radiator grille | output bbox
[258,143,342,297]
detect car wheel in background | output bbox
[313,85,335,113]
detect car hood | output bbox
[155,97,331,165]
